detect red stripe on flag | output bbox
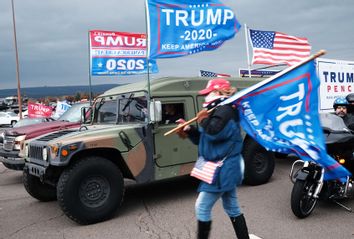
[251,30,311,66]
[190,161,220,184]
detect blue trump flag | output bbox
[145,0,241,59]
[222,60,351,180]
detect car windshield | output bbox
[95,91,148,124]
[14,118,49,128]
[58,103,90,122]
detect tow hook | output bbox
[39,172,44,183]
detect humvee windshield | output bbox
[95,91,148,124]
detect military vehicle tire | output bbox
[242,136,275,186]
[3,162,24,170]
[23,166,57,201]
[57,157,124,225]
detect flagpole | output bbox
[164,50,326,136]
[88,31,93,105]
[11,0,22,119]
[144,0,152,122]
[244,24,251,78]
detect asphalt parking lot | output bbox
[1,156,354,239]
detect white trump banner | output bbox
[316,58,354,111]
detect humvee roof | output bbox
[101,77,263,97]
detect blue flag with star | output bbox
[146,0,241,59]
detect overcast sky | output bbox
[1,0,353,90]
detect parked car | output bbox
[0,102,89,170]
[13,117,54,128]
[0,111,20,126]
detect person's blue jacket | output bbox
[189,104,244,192]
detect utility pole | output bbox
[11,0,22,119]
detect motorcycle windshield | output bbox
[320,113,350,132]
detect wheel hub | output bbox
[79,176,110,208]
[254,152,267,173]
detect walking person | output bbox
[176,78,250,239]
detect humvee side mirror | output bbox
[150,100,162,123]
[81,106,92,124]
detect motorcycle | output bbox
[289,113,354,218]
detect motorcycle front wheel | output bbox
[291,179,318,218]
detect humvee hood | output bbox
[46,124,145,146]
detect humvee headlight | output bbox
[0,131,4,144]
[25,144,29,157]
[42,147,48,161]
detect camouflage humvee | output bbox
[23,77,275,224]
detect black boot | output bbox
[197,220,211,239]
[230,214,249,239]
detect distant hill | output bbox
[0,84,120,99]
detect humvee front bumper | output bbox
[25,162,47,179]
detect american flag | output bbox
[190,157,222,184]
[249,29,311,66]
[200,70,231,78]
